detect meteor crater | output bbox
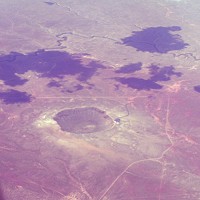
[53,107,114,134]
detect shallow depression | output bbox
[53,107,114,134]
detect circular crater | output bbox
[53,107,114,134]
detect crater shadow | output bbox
[121,26,188,53]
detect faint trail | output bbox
[98,94,178,200]
[154,95,175,161]
[58,159,93,200]
[0,146,16,152]
[115,95,148,120]
[98,158,162,200]
[164,96,174,144]
[170,52,200,63]
[34,96,144,99]
[26,179,66,197]
[54,1,81,17]
[158,163,167,200]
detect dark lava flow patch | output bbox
[121,26,188,53]
[53,107,114,134]
[114,65,182,91]
[0,50,105,87]
[0,89,32,104]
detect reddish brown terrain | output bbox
[1,0,200,199]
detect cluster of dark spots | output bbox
[0,50,106,103]
[114,63,182,91]
[0,50,104,87]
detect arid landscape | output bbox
[1,0,200,199]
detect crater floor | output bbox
[53,107,114,134]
